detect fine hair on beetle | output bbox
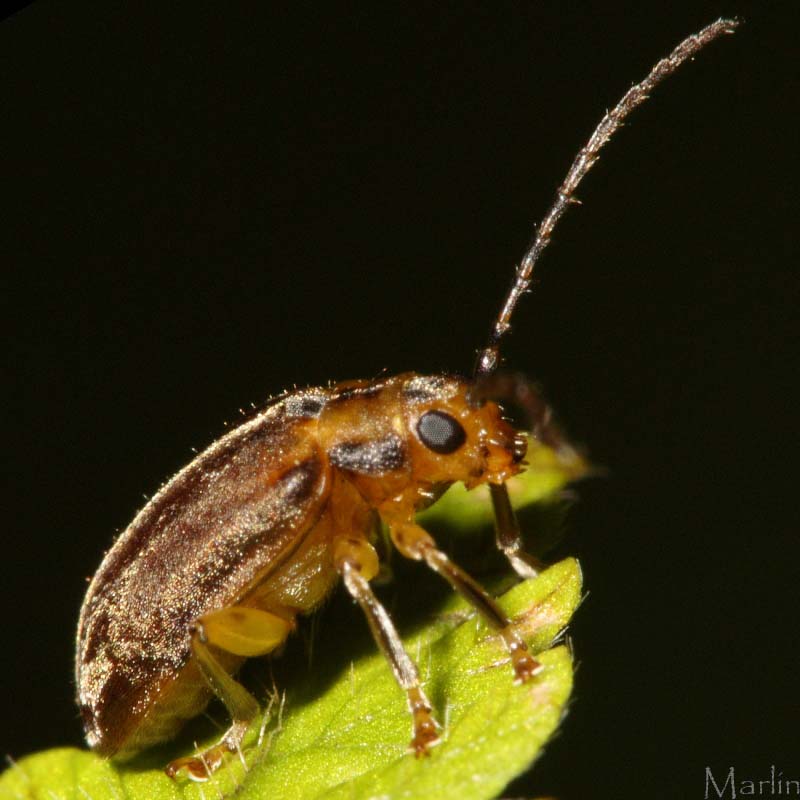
[74,19,738,781]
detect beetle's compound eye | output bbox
[416,410,466,455]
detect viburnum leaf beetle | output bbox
[75,19,737,781]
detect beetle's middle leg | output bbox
[388,520,541,683]
[165,606,293,781]
[334,536,440,757]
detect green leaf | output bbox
[0,440,585,800]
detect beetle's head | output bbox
[400,374,527,490]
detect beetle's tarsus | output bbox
[511,647,543,684]
[411,725,440,758]
[408,685,440,757]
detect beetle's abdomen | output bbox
[76,394,332,756]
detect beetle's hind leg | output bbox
[165,606,293,781]
[334,536,440,756]
[389,520,541,683]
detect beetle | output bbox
[75,19,737,781]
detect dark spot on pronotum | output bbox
[329,434,407,475]
[402,375,447,403]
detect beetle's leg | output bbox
[334,536,440,757]
[389,521,541,683]
[489,482,546,578]
[165,606,293,781]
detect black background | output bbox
[2,2,798,798]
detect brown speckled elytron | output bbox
[76,19,737,781]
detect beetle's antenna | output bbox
[474,17,738,378]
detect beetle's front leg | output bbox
[388,520,541,683]
[489,482,547,578]
[334,536,440,757]
[165,606,294,781]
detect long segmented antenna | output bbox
[475,17,738,378]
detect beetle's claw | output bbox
[410,714,440,758]
[512,650,543,684]
[165,747,226,781]
[410,727,440,758]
